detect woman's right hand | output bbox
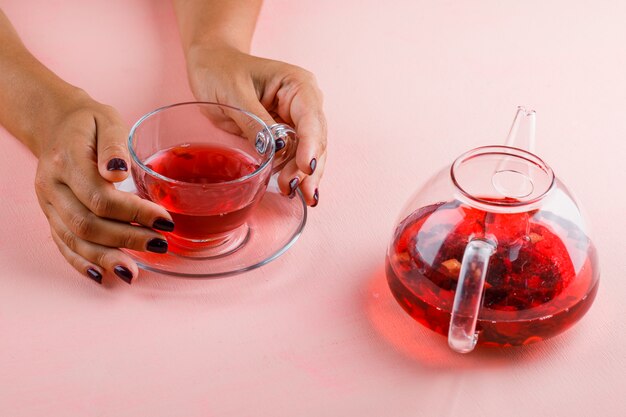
[33,89,174,284]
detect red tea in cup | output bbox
[142,143,263,239]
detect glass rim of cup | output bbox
[128,101,276,187]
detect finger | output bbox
[62,156,174,231]
[50,228,104,284]
[48,206,138,284]
[226,83,278,143]
[298,152,326,207]
[299,177,319,207]
[279,84,327,176]
[276,159,307,198]
[277,152,325,205]
[95,109,131,183]
[47,183,169,253]
[294,109,326,175]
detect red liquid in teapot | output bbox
[138,144,262,239]
[386,201,599,346]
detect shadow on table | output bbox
[118,249,304,308]
[363,267,582,370]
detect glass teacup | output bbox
[128,102,297,258]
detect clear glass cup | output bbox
[128,102,297,258]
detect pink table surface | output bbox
[1,1,625,416]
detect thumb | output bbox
[95,113,131,183]
[227,88,279,145]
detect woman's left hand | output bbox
[185,45,327,207]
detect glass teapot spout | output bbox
[504,106,536,152]
[491,107,540,201]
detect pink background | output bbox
[1,1,625,416]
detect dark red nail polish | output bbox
[107,158,128,171]
[276,139,286,151]
[312,188,319,207]
[310,158,317,174]
[86,268,102,284]
[114,266,133,284]
[147,238,168,254]
[153,217,175,232]
[289,177,299,198]
[289,177,299,192]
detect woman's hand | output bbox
[185,45,327,206]
[33,89,174,284]
[1,10,173,284]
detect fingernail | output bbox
[114,265,133,284]
[86,268,102,284]
[289,177,299,198]
[276,139,286,151]
[289,177,299,191]
[107,158,128,171]
[153,217,175,232]
[310,158,317,174]
[312,188,319,207]
[147,238,168,254]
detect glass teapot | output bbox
[385,107,599,353]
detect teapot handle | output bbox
[448,239,495,353]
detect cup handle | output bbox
[448,239,495,353]
[269,123,299,175]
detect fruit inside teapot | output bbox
[385,107,599,352]
[386,198,598,347]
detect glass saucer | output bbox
[116,176,307,278]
